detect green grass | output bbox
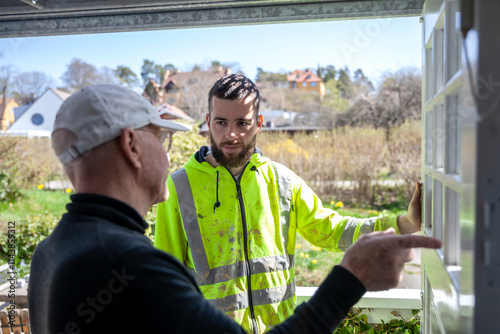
[0,189,71,266]
[294,203,407,287]
[0,189,407,286]
[0,189,71,228]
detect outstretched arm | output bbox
[340,228,441,290]
[142,229,440,333]
[272,229,441,332]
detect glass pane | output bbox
[434,105,444,169]
[445,187,460,265]
[425,110,433,165]
[445,95,459,174]
[425,46,434,100]
[424,174,433,230]
[445,1,461,80]
[433,28,444,92]
[433,179,443,242]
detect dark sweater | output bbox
[28,194,365,333]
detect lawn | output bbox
[0,189,70,229]
[0,188,407,286]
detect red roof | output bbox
[287,69,323,83]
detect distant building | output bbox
[6,89,70,136]
[0,97,19,130]
[142,66,231,117]
[156,103,194,122]
[13,103,31,121]
[162,66,230,95]
[260,110,298,129]
[287,69,325,98]
[199,109,323,136]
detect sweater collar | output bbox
[65,193,148,234]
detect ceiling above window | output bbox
[0,0,423,38]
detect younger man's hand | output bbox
[398,181,423,234]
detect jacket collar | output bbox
[193,145,265,166]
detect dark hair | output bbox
[208,74,260,119]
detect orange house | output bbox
[287,69,325,98]
[0,98,19,130]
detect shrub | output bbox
[0,170,23,202]
[334,308,421,334]
[0,136,65,202]
[258,123,421,205]
[167,124,208,173]
[0,213,59,277]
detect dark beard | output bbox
[210,133,256,169]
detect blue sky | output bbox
[0,16,421,88]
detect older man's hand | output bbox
[340,228,441,291]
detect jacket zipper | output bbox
[224,163,258,334]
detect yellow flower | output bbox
[37,184,44,190]
[311,246,321,251]
[299,252,305,258]
[373,210,379,215]
[296,244,302,249]
[65,188,72,193]
[304,254,309,259]
[330,201,335,205]
[335,201,344,208]
[312,259,318,264]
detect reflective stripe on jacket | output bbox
[154,147,400,333]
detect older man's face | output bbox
[137,125,171,204]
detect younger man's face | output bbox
[207,96,262,169]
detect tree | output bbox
[336,67,354,99]
[317,65,337,83]
[140,59,174,85]
[373,67,422,140]
[98,66,120,85]
[259,85,287,111]
[210,60,222,69]
[182,70,219,121]
[143,80,162,105]
[342,67,422,140]
[61,58,101,92]
[61,59,123,92]
[318,79,351,128]
[255,68,287,87]
[353,69,374,94]
[167,62,234,121]
[12,71,55,104]
[114,66,139,88]
[0,64,16,125]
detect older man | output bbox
[28,84,441,334]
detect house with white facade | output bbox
[5,88,70,137]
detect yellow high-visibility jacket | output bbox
[155,147,400,334]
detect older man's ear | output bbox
[120,128,142,169]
